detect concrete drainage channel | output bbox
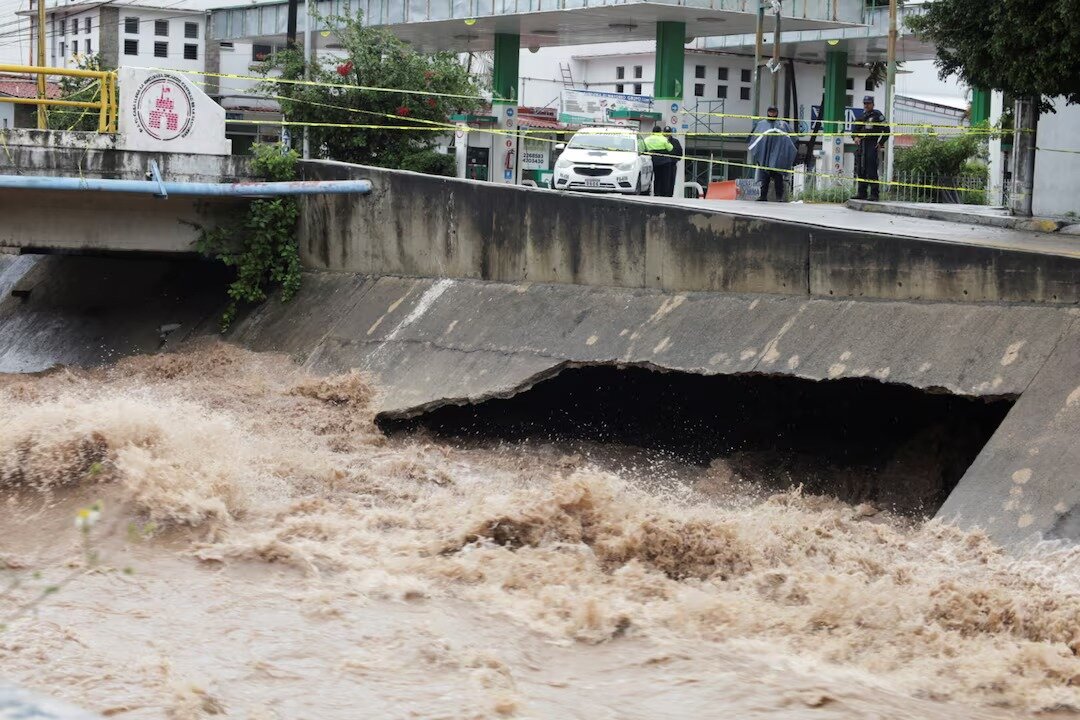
[1,254,1079,548]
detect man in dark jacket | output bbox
[749,106,797,202]
[653,127,683,197]
[853,95,889,201]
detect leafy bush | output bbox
[197,144,301,329]
[399,150,456,176]
[47,54,108,132]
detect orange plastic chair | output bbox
[705,180,738,200]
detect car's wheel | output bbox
[635,174,644,195]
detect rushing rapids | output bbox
[1,343,1079,719]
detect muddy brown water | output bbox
[2,344,1078,719]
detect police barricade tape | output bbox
[228,116,987,196]
[128,64,1015,136]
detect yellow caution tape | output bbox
[122,65,498,102]
[172,74,988,195]
[129,64,1022,136]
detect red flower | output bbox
[336,61,354,76]
[425,97,437,108]
[423,70,434,81]
[395,105,411,116]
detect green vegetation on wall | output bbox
[197,144,301,330]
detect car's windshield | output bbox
[568,134,637,152]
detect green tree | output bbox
[47,53,108,131]
[259,10,480,174]
[906,0,1080,112]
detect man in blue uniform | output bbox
[853,95,889,201]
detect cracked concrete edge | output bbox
[845,199,1068,234]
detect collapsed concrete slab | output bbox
[231,273,1075,415]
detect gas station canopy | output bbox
[210,0,865,51]
[699,3,938,63]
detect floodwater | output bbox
[1,343,1078,719]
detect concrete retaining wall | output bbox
[0,135,253,254]
[0,130,250,183]
[298,161,1080,304]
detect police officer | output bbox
[852,95,889,201]
[644,126,674,196]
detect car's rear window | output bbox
[568,134,637,152]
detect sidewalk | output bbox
[846,200,1080,236]
[634,196,1080,259]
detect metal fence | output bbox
[795,170,993,205]
[887,171,991,205]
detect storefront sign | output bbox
[521,137,549,170]
[559,89,654,126]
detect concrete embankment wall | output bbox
[0,132,252,254]
[297,161,1080,304]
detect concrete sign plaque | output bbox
[117,67,230,156]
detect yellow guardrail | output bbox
[0,64,118,133]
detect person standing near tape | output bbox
[656,127,684,197]
[853,95,889,201]
[749,106,797,202]
[645,126,675,196]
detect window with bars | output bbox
[85,39,91,53]
[154,41,168,57]
[717,85,728,99]
[615,83,624,93]
[633,65,642,79]
[184,22,198,38]
[184,44,197,60]
[124,17,138,33]
[718,67,728,81]
[155,20,168,36]
[694,83,704,97]
[633,83,642,95]
[615,66,625,80]
[70,18,78,34]
[84,18,90,33]
[695,65,705,79]
[59,41,65,57]
[741,68,751,83]
[740,86,751,100]
[124,39,138,55]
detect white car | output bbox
[553,128,654,195]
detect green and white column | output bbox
[654,21,686,195]
[820,47,848,186]
[970,87,991,126]
[491,33,520,184]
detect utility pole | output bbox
[749,0,764,162]
[36,0,46,129]
[884,0,897,183]
[286,0,298,49]
[302,0,312,158]
[770,2,781,109]
[1010,96,1037,216]
[752,0,764,120]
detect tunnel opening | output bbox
[380,366,1016,516]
